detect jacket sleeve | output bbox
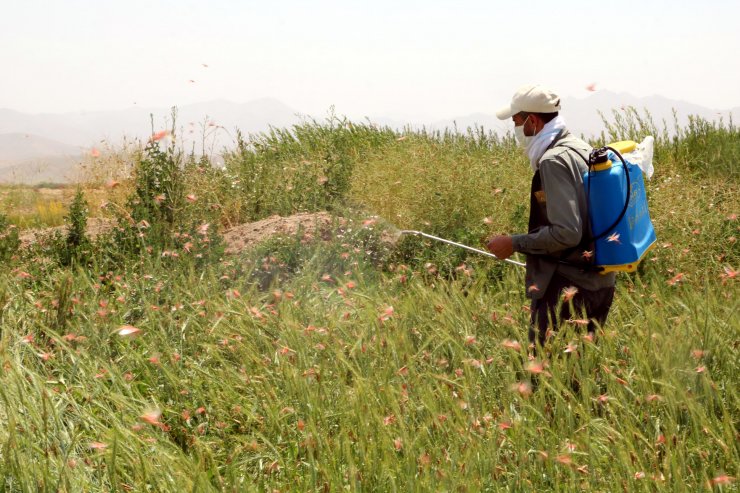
[511,154,583,255]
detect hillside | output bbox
[0,98,301,150]
[0,133,82,183]
[0,133,81,162]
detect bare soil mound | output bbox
[222,212,337,255]
[18,212,350,255]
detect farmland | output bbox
[0,111,737,492]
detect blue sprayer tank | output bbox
[583,140,657,274]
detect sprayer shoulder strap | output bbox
[556,144,590,168]
[535,142,604,271]
[551,143,594,254]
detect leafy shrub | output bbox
[125,139,185,243]
[53,188,93,267]
[0,213,20,262]
[87,127,224,271]
[65,189,88,249]
[30,189,93,268]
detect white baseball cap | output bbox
[496,84,561,120]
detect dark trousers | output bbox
[529,273,615,347]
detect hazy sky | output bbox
[2,0,738,120]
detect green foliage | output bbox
[50,188,93,267]
[598,106,666,145]
[0,247,736,491]
[671,115,740,178]
[350,128,529,275]
[98,122,223,270]
[600,107,740,179]
[129,140,183,229]
[66,189,88,249]
[0,114,737,491]
[0,213,20,261]
[218,114,398,224]
[110,138,187,256]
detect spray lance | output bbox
[398,230,526,268]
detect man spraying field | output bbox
[486,84,616,348]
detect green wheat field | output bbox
[0,109,737,492]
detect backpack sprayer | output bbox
[399,138,656,273]
[582,140,656,273]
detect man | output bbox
[486,84,616,348]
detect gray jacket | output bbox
[511,130,616,299]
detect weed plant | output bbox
[49,188,93,267]
[0,212,20,261]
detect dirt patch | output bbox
[18,217,115,248]
[222,212,337,255]
[17,212,356,255]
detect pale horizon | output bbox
[2,90,738,120]
[2,0,739,122]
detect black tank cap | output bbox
[589,148,609,166]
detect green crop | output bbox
[0,110,736,492]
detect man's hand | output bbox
[486,235,514,260]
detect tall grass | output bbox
[0,111,736,491]
[214,115,398,227]
[599,107,739,179]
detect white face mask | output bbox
[514,115,533,148]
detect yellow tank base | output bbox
[598,241,657,274]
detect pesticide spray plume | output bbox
[364,214,525,268]
[398,230,526,268]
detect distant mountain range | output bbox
[0,93,737,183]
[421,92,739,139]
[0,133,82,183]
